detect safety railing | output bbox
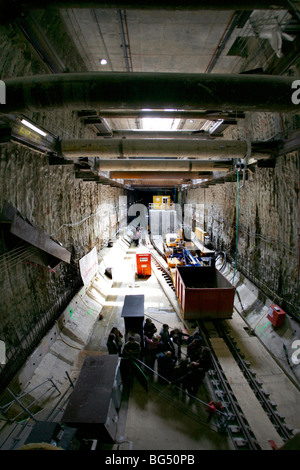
[0,378,61,423]
[0,374,75,450]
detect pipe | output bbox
[61,138,249,159]
[107,130,213,139]
[0,0,291,15]
[1,72,298,114]
[95,159,231,171]
[110,171,206,179]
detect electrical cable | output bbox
[216,251,227,272]
[234,258,299,318]
[0,246,40,266]
[0,251,50,288]
[0,245,39,266]
[92,9,114,72]
[50,202,120,238]
[212,214,298,255]
[233,169,240,283]
[0,244,30,259]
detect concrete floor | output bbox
[1,236,300,450]
[85,245,233,450]
[81,240,300,450]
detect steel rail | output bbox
[213,320,293,442]
[145,235,260,449]
[197,320,261,450]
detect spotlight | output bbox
[20,119,47,137]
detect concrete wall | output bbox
[0,13,128,391]
[184,113,300,320]
[0,144,127,392]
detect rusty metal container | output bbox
[175,265,235,320]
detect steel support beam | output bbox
[95,159,231,172]
[10,214,71,264]
[16,16,66,74]
[61,138,250,159]
[1,73,299,114]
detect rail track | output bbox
[142,236,175,291]
[195,320,261,449]
[150,253,175,292]
[146,234,293,450]
[196,320,293,449]
[209,320,293,442]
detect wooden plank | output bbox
[211,337,284,450]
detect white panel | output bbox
[79,247,98,285]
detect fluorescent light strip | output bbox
[21,119,47,137]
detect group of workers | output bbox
[106,318,213,400]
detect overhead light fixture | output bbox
[100,58,107,65]
[20,118,47,137]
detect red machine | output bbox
[136,251,151,277]
[267,304,286,328]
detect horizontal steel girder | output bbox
[1,73,299,114]
[62,138,250,159]
[96,159,231,172]
[97,111,245,120]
